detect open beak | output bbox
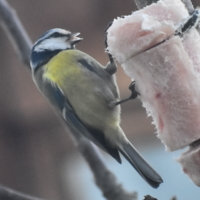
[70,32,83,45]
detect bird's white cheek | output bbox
[34,38,71,52]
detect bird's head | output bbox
[30,28,83,71]
[33,28,82,52]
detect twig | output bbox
[77,137,137,200]
[0,0,32,67]
[143,195,157,200]
[134,0,158,10]
[181,0,194,13]
[0,185,44,200]
[171,196,177,200]
[133,0,194,12]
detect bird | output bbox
[30,28,163,188]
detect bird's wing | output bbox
[77,56,119,100]
[44,80,121,163]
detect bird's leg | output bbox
[105,60,117,75]
[128,81,140,98]
[105,22,139,106]
[104,22,118,75]
[115,81,140,106]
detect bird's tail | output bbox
[119,141,163,188]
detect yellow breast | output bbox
[43,50,81,88]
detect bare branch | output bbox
[181,0,194,13]
[143,195,157,200]
[77,137,137,200]
[134,0,158,10]
[0,185,44,200]
[0,0,32,67]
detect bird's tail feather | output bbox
[119,142,163,188]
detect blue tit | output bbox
[30,28,163,188]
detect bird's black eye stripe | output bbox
[50,32,71,38]
[51,32,63,38]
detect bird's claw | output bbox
[129,81,140,99]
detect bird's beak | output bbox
[70,32,83,45]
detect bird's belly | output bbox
[64,81,120,130]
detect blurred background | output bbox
[0,0,200,200]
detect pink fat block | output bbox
[107,0,200,186]
[107,0,200,150]
[177,146,200,187]
[124,35,200,151]
[107,0,189,63]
